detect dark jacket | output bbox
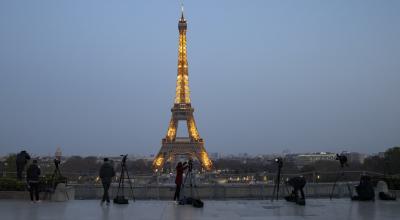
[16,151,31,165]
[26,164,41,183]
[175,164,188,185]
[355,176,375,200]
[99,162,115,183]
[287,177,306,189]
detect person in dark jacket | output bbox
[16,150,31,180]
[285,176,306,205]
[26,159,41,202]
[352,175,375,201]
[99,158,115,204]
[173,162,188,201]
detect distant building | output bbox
[342,151,367,164]
[377,152,385,158]
[209,152,222,160]
[295,152,336,167]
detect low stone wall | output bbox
[0,191,30,200]
[0,184,75,201]
[2,183,399,200]
[74,183,358,200]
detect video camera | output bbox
[274,157,283,168]
[335,154,348,168]
[53,159,61,168]
[120,154,128,165]
[183,159,193,172]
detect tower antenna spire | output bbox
[180,2,185,20]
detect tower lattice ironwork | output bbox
[153,8,212,171]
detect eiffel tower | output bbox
[153,7,212,171]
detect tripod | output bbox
[179,161,199,201]
[51,162,63,189]
[114,155,135,204]
[329,164,352,200]
[271,158,283,201]
[46,159,68,200]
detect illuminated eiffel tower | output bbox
[153,7,212,171]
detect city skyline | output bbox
[0,1,399,156]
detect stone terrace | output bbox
[0,199,399,220]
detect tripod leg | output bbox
[330,171,343,200]
[124,169,135,202]
[115,167,124,197]
[271,178,277,202]
[276,175,280,200]
[276,168,282,201]
[121,167,125,197]
[192,172,200,199]
[180,170,190,201]
[346,182,353,199]
[189,172,193,198]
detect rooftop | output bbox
[0,199,399,220]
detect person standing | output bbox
[16,150,31,180]
[26,159,41,203]
[99,158,115,205]
[173,162,188,201]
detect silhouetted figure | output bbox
[16,150,31,180]
[285,176,306,205]
[26,160,41,202]
[99,158,115,205]
[352,175,375,201]
[173,162,188,201]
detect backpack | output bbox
[192,198,204,208]
[16,153,26,164]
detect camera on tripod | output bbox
[114,154,135,204]
[121,154,128,165]
[187,159,193,171]
[335,153,348,167]
[54,159,60,168]
[271,157,284,201]
[274,157,283,168]
[330,153,351,199]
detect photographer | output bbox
[352,175,375,201]
[99,158,115,205]
[26,159,41,203]
[285,176,306,205]
[16,150,31,180]
[173,161,188,201]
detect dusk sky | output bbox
[0,0,399,156]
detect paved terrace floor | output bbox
[0,199,399,220]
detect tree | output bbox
[384,146,400,175]
[61,156,101,176]
[363,156,385,174]
[4,154,17,177]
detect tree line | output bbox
[1,146,399,177]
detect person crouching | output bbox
[285,176,306,205]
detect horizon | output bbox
[0,148,388,158]
[1,1,399,156]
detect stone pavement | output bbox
[0,199,399,220]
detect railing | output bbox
[2,170,400,199]
[2,170,393,186]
